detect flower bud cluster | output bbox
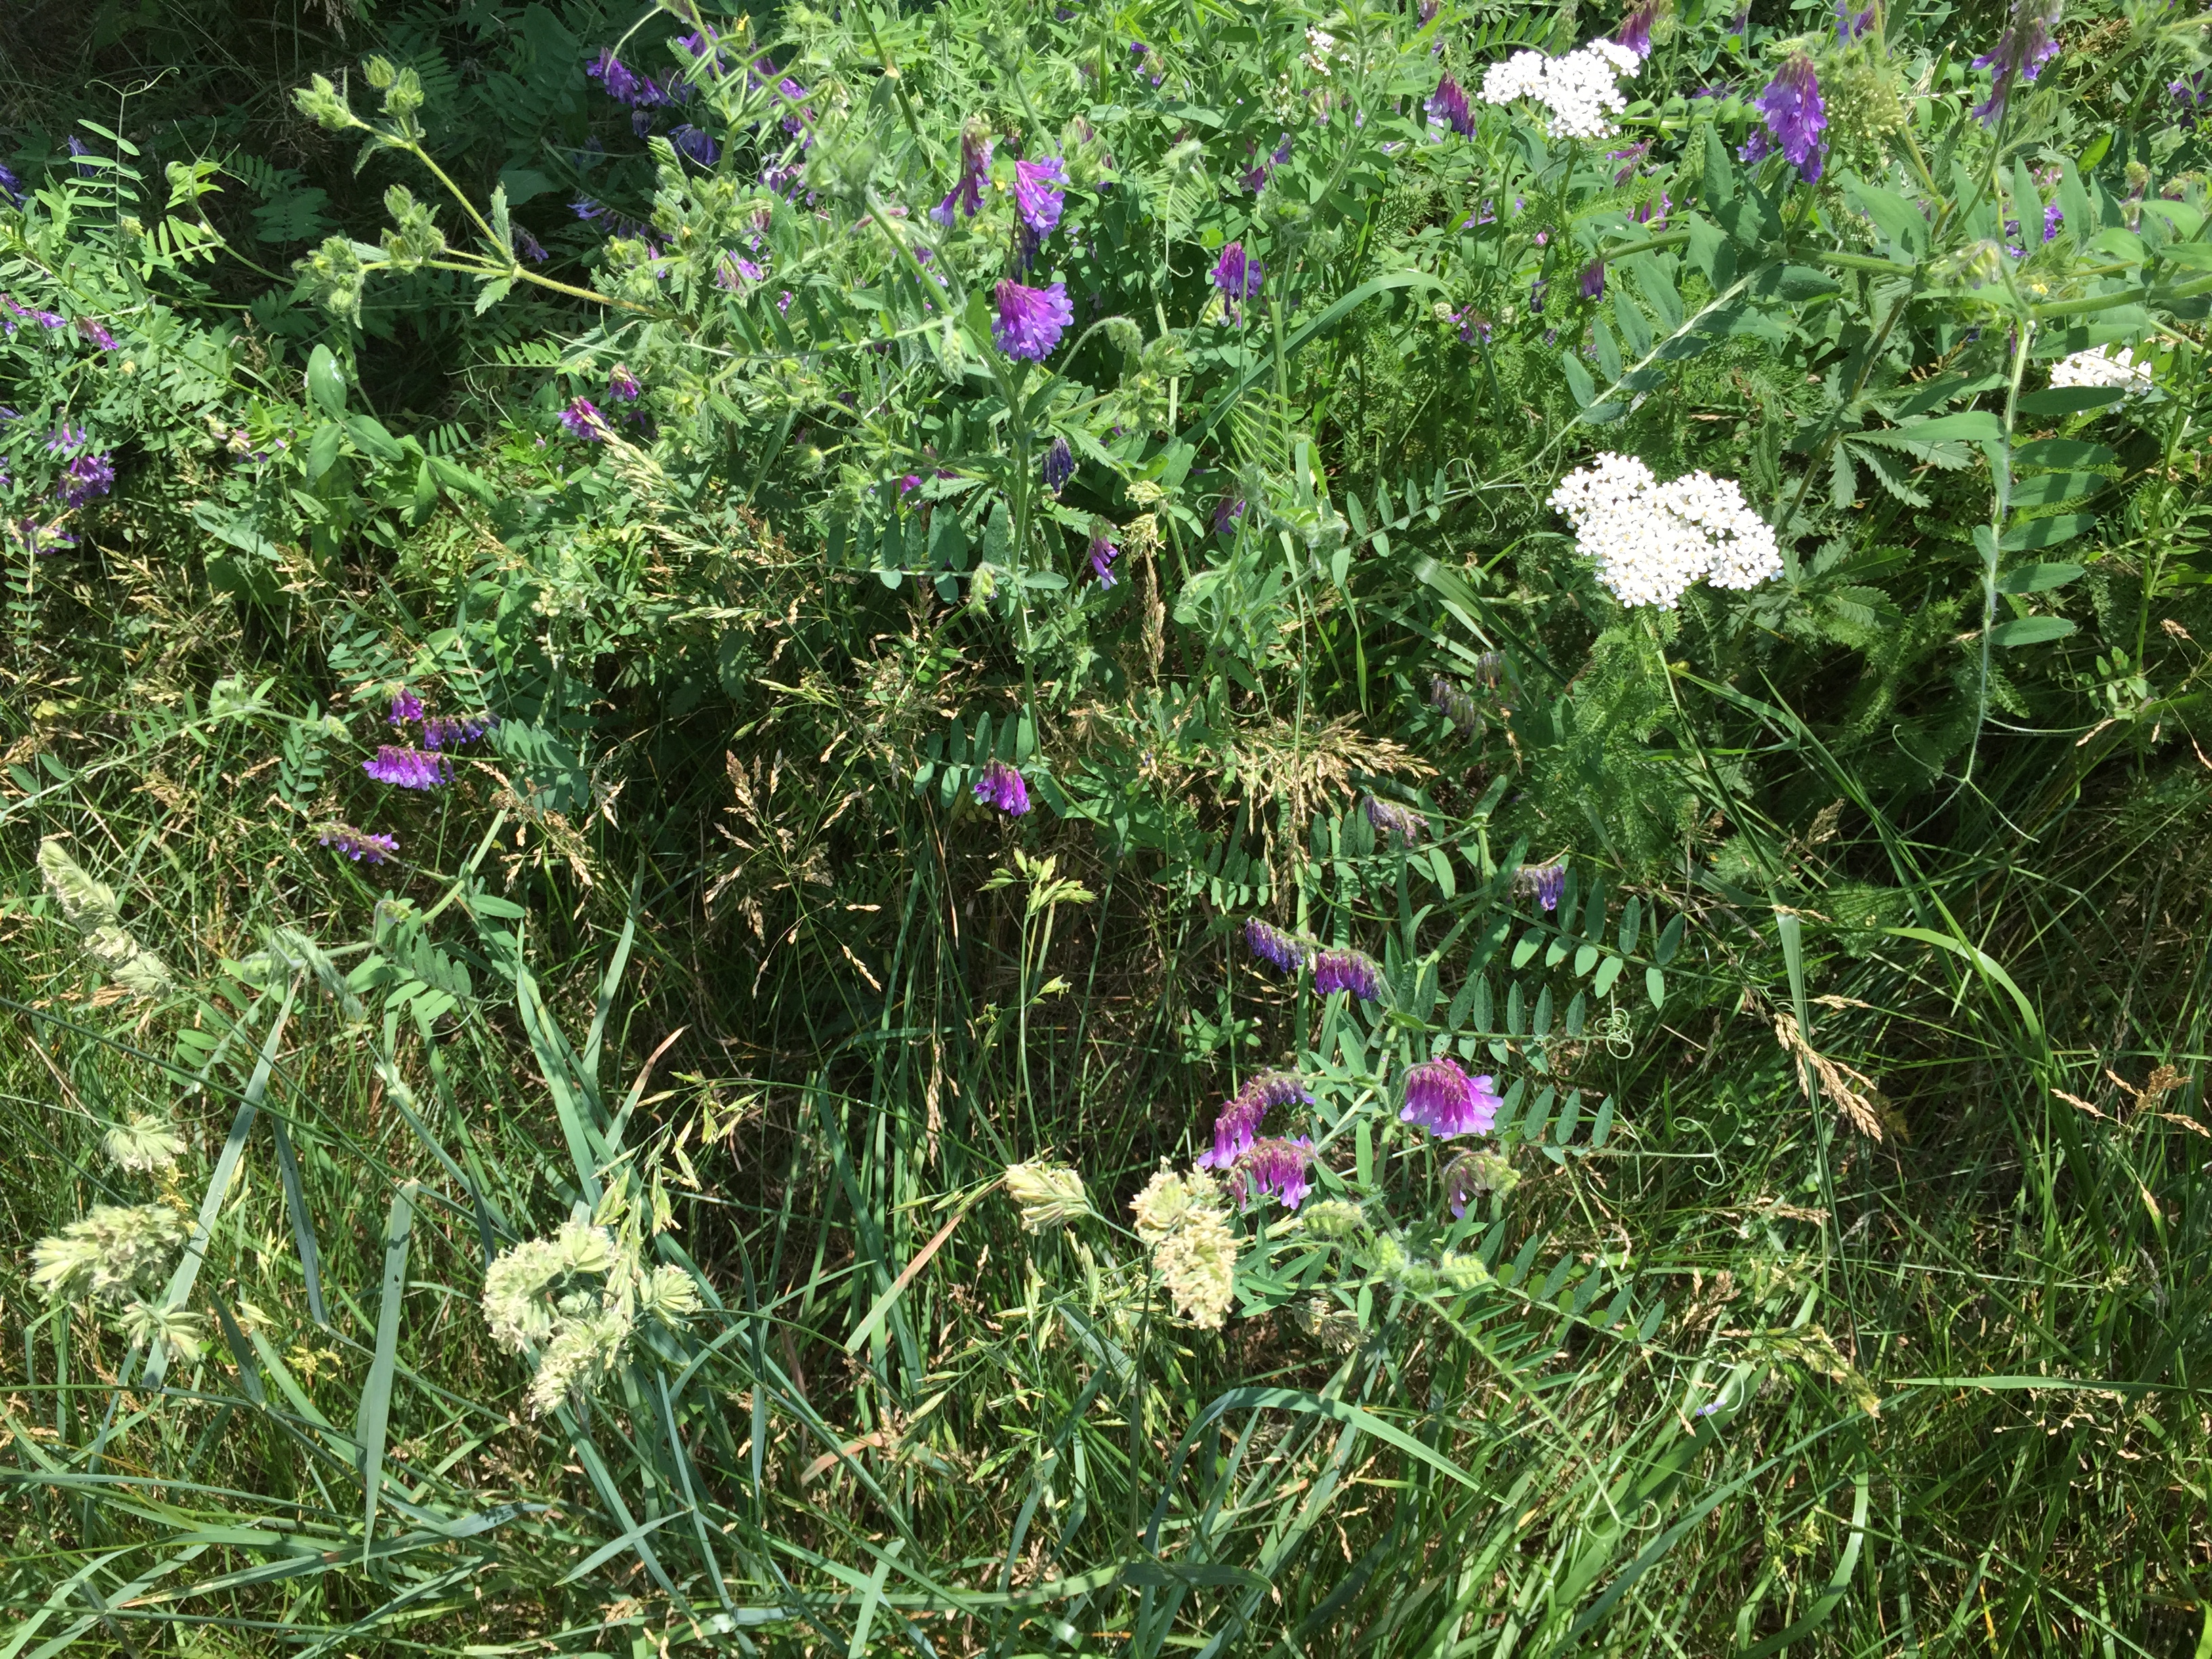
[1479,40,1643,141]
[1549,453,1780,609]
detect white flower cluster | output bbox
[1550,453,1782,609]
[482,1219,703,1415]
[1478,39,1642,141]
[1131,1166,1238,1329]
[2048,344,2153,394]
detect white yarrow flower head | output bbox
[2048,344,2152,394]
[1479,39,1642,140]
[1550,454,1781,608]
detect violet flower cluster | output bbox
[1743,56,1828,182]
[1197,1070,1313,1171]
[1313,948,1382,1002]
[993,279,1073,361]
[1042,436,1075,495]
[364,745,453,790]
[1971,0,2062,126]
[1088,525,1119,588]
[1365,796,1429,846]
[559,397,609,441]
[1427,74,1476,138]
[973,758,1031,816]
[1228,1136,1315,1210]
[1212,242,1263,321]
[933,124,992,226]
[1015,158,1068,237]
[320,825,398,864]
[1244,918,1309,974]
[1517,861,1568,912]
[1399,1057,1504,1139]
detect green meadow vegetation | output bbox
[3,0,2212,1651]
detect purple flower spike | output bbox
[364,745,452,790]
[422,713,497,750]
[1313,947,1381,1002]
[389,690,424,726]
[59,453,114,509]
[1211,241,1264,302]
[670,125,720,166]
[1088,525,1119,588]
[608,365,642,402]
[1518,861,1567,912]
[1972,0,2062,126]
[0,163,21,208]
[992,279,1073,361]
[1230,1136,1315,1210]
[320,825,398,863]
[933,123,992,226]
[1366,796,1429,846]
[1753,55,1828,183]
[76,318,117,350]
[588,49,662,108]
[1579,260,1605,300]
[1836,0,1876,41]
[1198,1067,1316,1171]
[1042,436,1075,494]
[1427,74,1475,137]
[1399,1057,1502,1139]
[1616,0,1660,58]
[559,396,609,441]
[1245,918,1307,974]
[974,758,1031,816]
[1015,157,1069,237]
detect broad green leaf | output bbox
[1996,561,2084,594]
[2001,512,2097,551]
[2015,386,2126,415]
[305,343,347,415]
[1988,615,2078,647]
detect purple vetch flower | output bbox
[1692,83,1739,100]
[1738,126,1775,165]
[422,713,497,750]
[514,228,548,263]
[364,745,453,790]
[2043,201,2064,241]
[1616,0,1660,58]
[1608,142,1651,185]
[67,136,98,177]
[717,251,767,287]
[1014,157,1069,236]
[777,290,794,313]
[1753,55,1828,182]
[1366,796,1429,846]
[1579,260,1605,300]
[1088,524,1119,588]
[1197,1070,1313,1170]
[1517,860,1567,912]
[75,318,117,350]
[1444,1150,1515,1218]
[2175,72,2211,131]
[573,197,609,222]
[389,689,424,726]
[1212,495,1246,537]
[897,473,923,495]
[1836,0,1876,41]
[1042,436,1075,494]
[559,397,610,441]
[1971,0,2062,127]
[0,163,20,208]
[1427,74,1475,137]
[1430,676,1481,731]
[1632,192,1673,229]
[59,453,114,509]
[588,49,662,108]
[670,125,720,166]
[608,364,642,402]
[991,279,1073,361]
[320,825,398,863]
[1245,918,1308,974]
[1313,947,1381,1002]
[46,423,89,454]
[933,123,992,226]
[1230,1136,1316,1210]
[1399,1057,1503,1139]
[974,758,1031,816]
[1211,242,1263,321]
[1696,1401,1722,1417]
